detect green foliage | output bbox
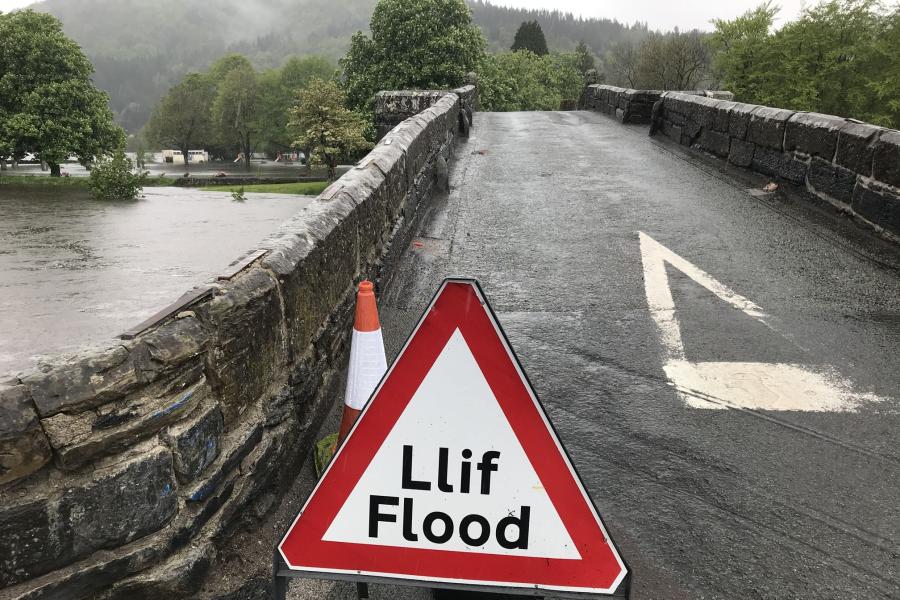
[0,10,124,175]
[708,0,900,128]
[88,148,147,200]
[340,0,486,109]
[289,78,371,179]
[231,186,247,202]
[146,73,216,169]
[257,56,337,154]
[575,40,596,74]
[478,50,582,112]
[511,21,549,56]
[213,63,260,167]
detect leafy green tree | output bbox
[575,40,596,74]
[146,73,215,171]
[341,0,486,109]
[258,56,335,155]
[708,1,897,127]
[88,148,147,200]
[511,20,549,56]
[289,78,370,179]
[0,10,123,176]
[865,7,900,127]
[213,63,260,168]
[478,51,582,111]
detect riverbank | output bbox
[0,174,179,187]
[210,181,330,195]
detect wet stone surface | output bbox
[0,186,311,378]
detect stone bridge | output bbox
[2,82,900,599]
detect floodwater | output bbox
[2,161,332,180]
[0,186,312,378]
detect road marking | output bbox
[639,232,885,412]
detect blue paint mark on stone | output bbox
[149,388,196,421]
[161,483,172,497]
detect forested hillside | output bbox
[26,0,647,132]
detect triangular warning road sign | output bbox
[278,279,629,596]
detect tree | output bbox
[575,40,596,74]
[511,20,549,56]
[213,64,259,168]
[0,10,123,176]
[289,78,370,179]
[88,148,147,200]
[146,73,215,172]
[257,56,335,155]
[341,0,486,109]
[707,1,897,127]
[608,41,640,88]
[636,31,710,90]
[478,51,582,111]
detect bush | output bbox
[88,149,147,200]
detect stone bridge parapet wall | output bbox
[374,84,476,140]
[0,88,474,600]
[584,84,733,124]
[655,92,900,239]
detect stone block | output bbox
[41,371,207,470]
[23,316,208,418]
[24,345,142,418]
[0,445,176,587]
[728,102,757,140]
[682,119,701,143]
[162,400,224,483]
[185,420,262,503]
[0,496,54,586]
[873,129,900,188]
[784,112,844,159]
[852,181,900,236]
[700,129,731,157]
[59,446,177,561]
[808,157,858,205]
[712,101,736,133]
[751,147,808,184]
[835,121,881,176]
[0,384,51,484]
[851,181,887,225]
[728,139,755,167]
[747,106,795,149]
[205,268,287,425]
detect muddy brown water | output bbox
[0,185,312,378]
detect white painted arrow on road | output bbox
[639,232,885,412]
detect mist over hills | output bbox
[26,0,649,132]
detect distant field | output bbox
[211,181,329,195]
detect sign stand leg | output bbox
[357,582,369,598]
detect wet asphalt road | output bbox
[0,187,309,378]
[294,110,900,599]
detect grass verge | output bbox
[210,181,329,195]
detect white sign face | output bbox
[323,329,580,558]
[279,279,627,596]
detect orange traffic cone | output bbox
[335,280,387,448]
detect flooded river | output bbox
[0,186,312,377]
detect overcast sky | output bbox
[0,0,808,30]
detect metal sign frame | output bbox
[272,278,632,599]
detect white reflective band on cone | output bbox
[344,328,388,410]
